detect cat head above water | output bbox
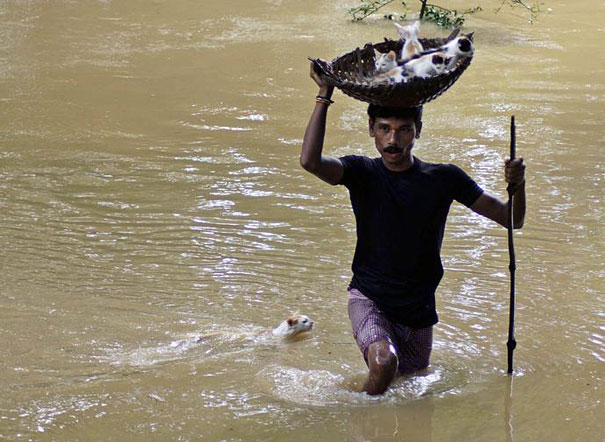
[272,314,314,338]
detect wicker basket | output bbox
[309,29,473,108]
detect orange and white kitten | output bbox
[394,21,423,60]
[272,314,314,338]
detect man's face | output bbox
[369,116,420,167]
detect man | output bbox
[300,64,526,395]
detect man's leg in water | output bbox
[363,340,398,395]
[348,288,399,395]
[348,288,433,395]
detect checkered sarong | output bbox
[348,287,433,374]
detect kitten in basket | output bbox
[374,49,398,73]
[394,20,423,60]
[374,52,452,84]
[373,21,423,73]
[373,21,474,84]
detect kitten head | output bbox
[431,53,452,75]
[273,314,314,338]
[442,34,474,69]
[395,21,423,60]
[374,49,398,73]
[394,20,420,40]
[446,34,474,59]
[286,314,313,335]
[456,34,474,55]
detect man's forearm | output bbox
[300,100,330,172]
[299,82,343,185]
[512,182,526,229]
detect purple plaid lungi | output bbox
[347,287,433,374]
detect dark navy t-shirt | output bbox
[338,155,484,328]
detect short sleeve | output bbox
[447,164,484,208]
[338,155,371,188]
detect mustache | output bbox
[383,145,403,153]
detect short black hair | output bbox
[367,104,423,124]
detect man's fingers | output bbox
[506,163,526,172]
[309,61,325,81]
[505,158,525,173]
[505,157,523,165]
[505,158,525,184]
[309,62,318,79]
[505,164,525,174]
[505,171,525,184]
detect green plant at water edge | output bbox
[421,3,482,27]
[347,0,478,26]
[348,0,408,21]
[347,0,543,25]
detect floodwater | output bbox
[1,0,603,440]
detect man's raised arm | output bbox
[300,62,344,185]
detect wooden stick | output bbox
[506,115,517,374]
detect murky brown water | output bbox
[1,0,604,440]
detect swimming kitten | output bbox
[374,49,398,73]
[394,21,423,60]
[272,314,314,338]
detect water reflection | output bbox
[504,376,515,442]
[347,400,434,442]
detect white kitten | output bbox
[440,34,474,69]
[402,52,452,79]
[394,21,423,60]
[374,49,398,73]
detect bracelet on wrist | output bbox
[316,95,334,105]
